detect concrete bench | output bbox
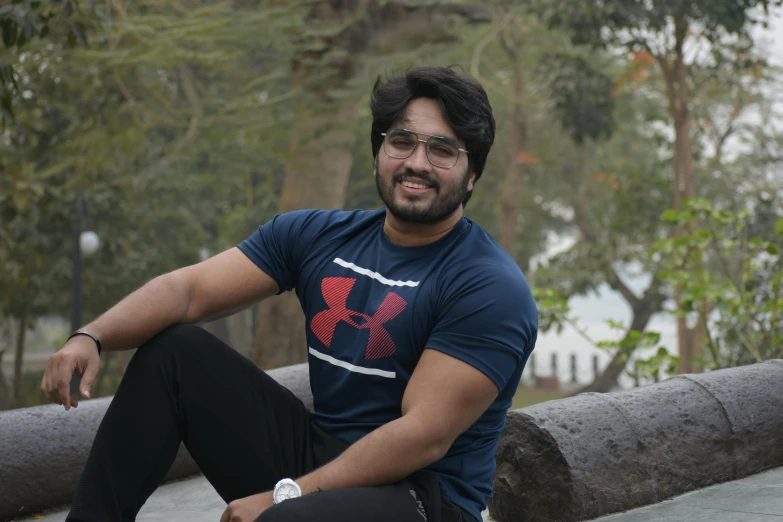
[1,360,781,522]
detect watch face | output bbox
[274,483,301,503]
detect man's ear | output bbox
[467,171,476,191]
[373,155,379,177]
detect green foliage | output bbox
[540,0,783,48]
[0,0,95,124]
[532,288,573,335]
[653,199,783,368]
[633,347,680,383]
[533,287,677,385]
[546,54,615,143]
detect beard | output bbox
[374,156,470,225]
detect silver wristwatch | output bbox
[272,478,302,504]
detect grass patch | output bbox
[511,387,565,410]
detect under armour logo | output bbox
[311,277,406,359]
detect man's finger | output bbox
[56,358,74,410]
[40,370,52,402]
[59,380,71,410]
[42,366,60,405]
[80,359,100,399]
[70,394,79,408]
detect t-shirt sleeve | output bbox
[236,209,324,294]
[426,262,538,392]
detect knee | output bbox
[135,324,212,364]
[145,324,207,348]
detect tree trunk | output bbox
[498,26,527,267]
[674,45,701,373]
[657,17,701,374]
[253,95,362,370]
[12,310,28,407]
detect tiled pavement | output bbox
[18,466,783,522]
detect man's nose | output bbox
[403,142,433,173]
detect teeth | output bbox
[401,180,430,189]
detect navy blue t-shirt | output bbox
[238,208,537,521]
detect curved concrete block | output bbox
[0,363,311,521]
[489,359,783,522]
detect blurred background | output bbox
[1,0,782,411]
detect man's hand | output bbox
[40,336,100,410]
[220,491,274,522]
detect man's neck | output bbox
[383,207,464,247]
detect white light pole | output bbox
[71,191,100,332]
[70,190,100,397]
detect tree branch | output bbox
[470,11,518,104]
[570,172,641,309]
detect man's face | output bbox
[375,98,475,225]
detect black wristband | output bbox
[68,330,102,355]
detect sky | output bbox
[531,7,783,388]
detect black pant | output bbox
[67,325,470,522]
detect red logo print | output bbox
[311,277,407,359]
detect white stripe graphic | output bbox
[333,258,419,287]
[309,347,396,379]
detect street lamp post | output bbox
[71,190,84,333]
[70,189,99,397]
[71,190,100,332]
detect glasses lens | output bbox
[384,130,417,158]
[426,137,460,168]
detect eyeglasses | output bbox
[380,128,468,169]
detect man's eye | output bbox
[392,140,415,148]
[430,146,456,157]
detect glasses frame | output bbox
[380,128,469,169]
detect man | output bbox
[42,66,538,522]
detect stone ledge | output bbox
[489,359,783,522]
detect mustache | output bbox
[392,171,439,190]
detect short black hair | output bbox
[370,66,496,206]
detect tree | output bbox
[1,0,302,397]
[253,1,492,369]
[1,0,95,125]
[655,200,783,367]
[540,0,783,373]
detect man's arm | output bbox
[88,247,279,352]
[42,247,279,408]
[296,348,499,492]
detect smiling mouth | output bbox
[399,178,434,190]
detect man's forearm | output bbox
[296,415,448,495]
[82,272,192,352]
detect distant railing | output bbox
[525,351,651,391]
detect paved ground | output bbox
[18,466,783,522]
[593,466,783,522]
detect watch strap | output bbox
[68,330,102,355]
